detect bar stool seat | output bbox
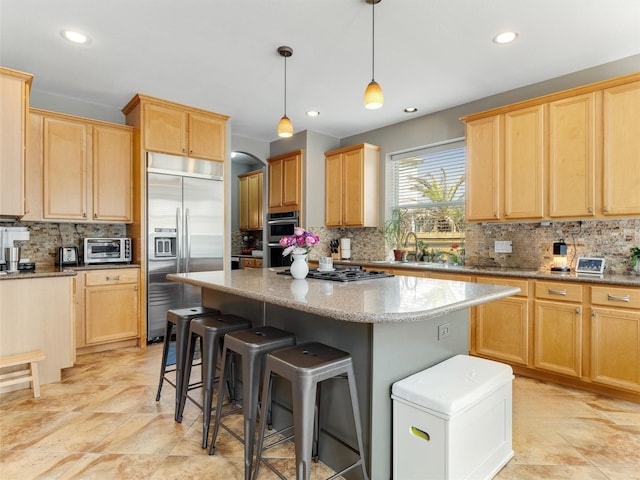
[252,342,369,480]
[209,326,296,480]
[179,314,251,448]
[155,306,218,422]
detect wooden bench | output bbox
[0,350,46,398]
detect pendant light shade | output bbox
[277,46,294,138]
[364,0,383,109]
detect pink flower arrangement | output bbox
[280,227,320,257]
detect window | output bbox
[390,139,466,254]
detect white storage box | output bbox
[392,354,514,480]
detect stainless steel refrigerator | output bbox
[146,153,224,341]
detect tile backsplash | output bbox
[309,218,640,275]
[0,221,126,266]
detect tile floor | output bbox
[1,344,639,480]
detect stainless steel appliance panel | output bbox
[146,158,224,341]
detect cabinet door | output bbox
[534,300,582,378]
[465,116,501,221]
[282,153,301,207]
[143,102,187,155]
[92,125,132,222]
[591,308,640,392]
[503,105,545,220]
[343,148,365,226]
[0,70,29,217]
[325,153,343,227]
[43,117,87,220]
[248,172,262,229]
[85,283,139,344]
[238,175,249,230]
[549,93,597,218]
[476,297,529,366]
[188,113,226,161]
[603,81,640,215]
[268,158,284,209]
[22,112,43,221]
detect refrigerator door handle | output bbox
[185,207,191,273]
[175,208,182,273]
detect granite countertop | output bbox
[330,260,640,287]
[0,263,140,281]
[167,268,519,324]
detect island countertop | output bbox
[167,268,519,324]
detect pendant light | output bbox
[277,46,294,138]
[364,0,383,109]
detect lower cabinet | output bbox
[76,268,140,353]
[590,285,640,393]
[533,281,583,378]
[475,277,529,366]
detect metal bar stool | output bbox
[252,342,369,480]
[209,326,296,480]
[156,306,219,422]
[179,314,251,448]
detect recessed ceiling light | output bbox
[404,107,418,113]
[306,111,320,117]
[61,30,90,44]
[493,31,518,44]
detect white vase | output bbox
[290,254,309,279]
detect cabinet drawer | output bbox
[85,268,139,286]
[535,281,582,302]
[477,276,529,297]
[591,285,640,309]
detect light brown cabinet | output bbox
[268,150,302,213]
[548,93,598,218]
[0,67,32,217]
[139,97,227,161]
[475,277,530,366]
[602,80,640,216]
[76,268,140,353]
[239,169,263,230]
[590,285,640,393]
[30,109,133,223]
[534,281,583,378]
[325,143,380,227]
[463,72,640,222]
[241,257,263,269]
[464,106,545,221]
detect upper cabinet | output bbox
[602,81,640,216]
[0,67,32,217]
[239,169,263,231]
[123,94,228,162]
[465,106,545,221]
[268,150,302,213]
[27,109,133,223]
[325,143,380,227]
[462,73,640,222]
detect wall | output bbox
[0,221,126,266]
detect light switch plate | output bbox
[494,240,513,253]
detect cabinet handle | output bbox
[106,275,120,281]
[548,288,567,295]
[588,207,593,213]
[607,294,630,302]
[494,212,498,218]
[603,206,609,213]
[83,212,87,218]
[575,307,581,314]
[592,311,596,317]
[94,212,98,219]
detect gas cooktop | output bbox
[278,266,394,282]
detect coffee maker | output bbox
[0,226,30,272]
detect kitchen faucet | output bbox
[404,232,419,261]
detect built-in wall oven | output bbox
[267,210,299,267]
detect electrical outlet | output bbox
[494,240,513,253]
[438,322,451,340]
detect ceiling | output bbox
[2,0,639,143]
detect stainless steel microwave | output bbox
[83,238,132,264]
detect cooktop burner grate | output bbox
[278,266,394,282]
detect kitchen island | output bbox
[169,268,518,479]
